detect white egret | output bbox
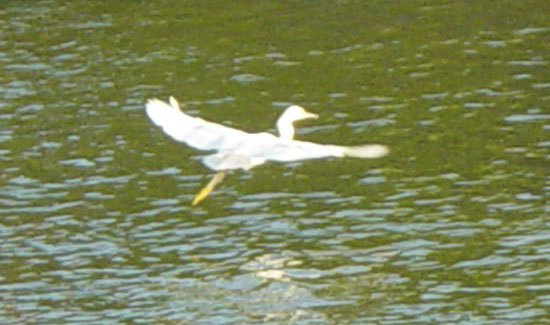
[146,96,389,205]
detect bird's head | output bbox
[281,105,319,123]
[276,105,318,140]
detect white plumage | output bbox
[145,97,389,171]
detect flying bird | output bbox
[146,96,389,205]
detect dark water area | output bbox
[1,1,549,323]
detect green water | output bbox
[1,1,549,323]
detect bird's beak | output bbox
[303,111,319,120]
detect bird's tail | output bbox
[340,144,389,158]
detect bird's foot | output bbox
[191,171,226,205]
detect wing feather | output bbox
[145,97,251,151]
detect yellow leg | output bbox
[191,171,226,206]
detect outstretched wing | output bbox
[242,139,389,162]
[146,97,253,151]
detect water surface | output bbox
[1,1,549,323]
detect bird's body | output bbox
[145,96,389,204]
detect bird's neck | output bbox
[276,117,295,140]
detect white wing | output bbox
[202,138,388,170]
[146,97,254,151]
[238,139,389,162]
